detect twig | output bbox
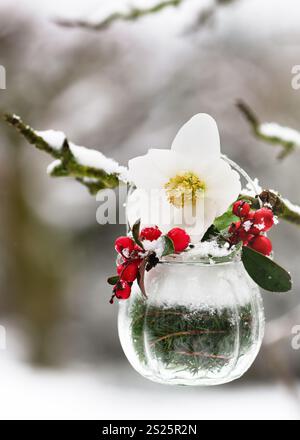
[237,100,298,160]
[2,113,124,194]
[55,0,185,31]
[176,350,231,361]
[150,329,226,346]
[240,190,300,227]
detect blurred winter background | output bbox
[0,0,300,420]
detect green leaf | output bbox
[132,219,144,249]
[214,209,239,231]
[201,224,220,242]
[162,235,175,256]
[241,246,292,292]
[107,276,119,286]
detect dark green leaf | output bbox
[107,275,119,286]
[162,235,175,256]
[132,219,144,249]
[241,246,292,292]
[214,210,239,231]
[201,224,220,242]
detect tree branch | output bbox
[55,0,185,31]
[3,113,300,225]
[237,100,299,160]
[3,113,126,195]
[240,190,300,227]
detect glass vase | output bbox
[118,257,265,386]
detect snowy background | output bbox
[0,0,300,420]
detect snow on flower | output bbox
[127,114,241,242]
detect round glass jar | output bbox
[118,257,265,386]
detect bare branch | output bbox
[3,113,126,195]
[55,0,184,31]
[237,100,299,160]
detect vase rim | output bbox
[159,253,241,266]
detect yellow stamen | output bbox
[164,172,206,208]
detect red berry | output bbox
[114,281,131,300]
[115,236,135,257]
[248,235,273,256]
[167,228,190,252]
[117,261,139,282]
[253,208,274,233]
[140,226,162,242]
[229,221,241,234]
[229,221,254,245]
[232,201,251,218]
[243,211,260,235]
[238,228,254,245]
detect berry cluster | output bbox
[229,200,275,256]
[109,226,190,303]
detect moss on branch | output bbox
[55,0,184,31]
[237,100,298,160]
[3,113,124,195]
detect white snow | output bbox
[35,128,128,180]
[260,122,300,146]
[145,258,257,309]
[36,129,66,151]
[0,351,299,420]
[243,220,252,232]
[241,178,262,198]
[282,197,300,216]
[253,222,265,231]
[46,159,62,175]
[163,241,232,262]
[143,237,165,258]
[69,142,128,178]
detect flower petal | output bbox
[204,159,241,216]
[128,149,188,189]
[171,114,220,162]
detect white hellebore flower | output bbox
[127,114,241,242]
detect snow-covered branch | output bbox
[55,0,185,31]
[237,100,300,160]
[3,113,127,194]
[240,187,300,227]
[3,113,300,225]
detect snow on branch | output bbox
[240,187,300,226]
[55,0,184,31]
[237,100,300,160]
[3,113,127,194]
